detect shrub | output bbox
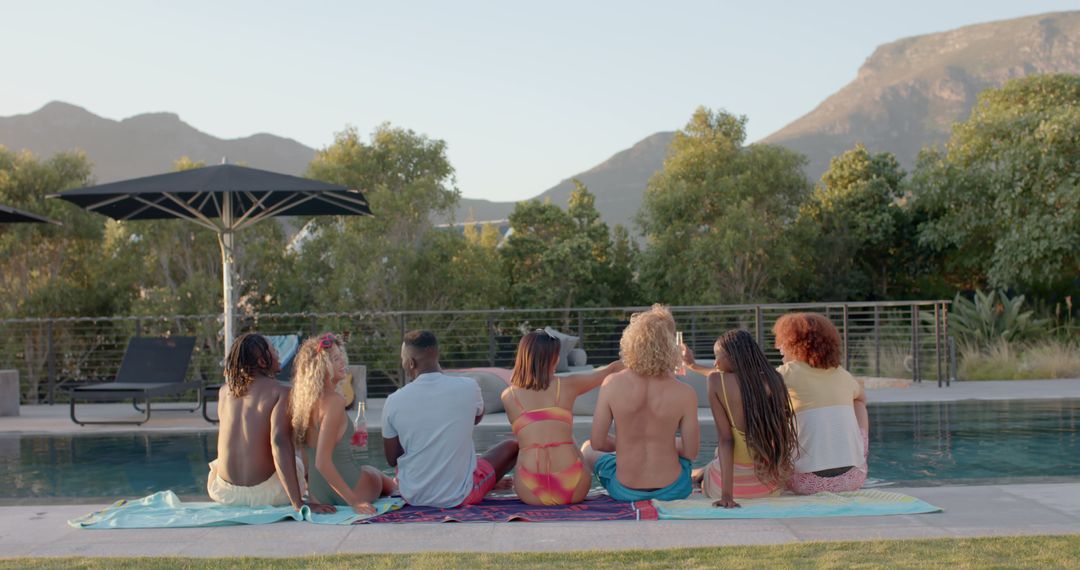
[958,338,1080,380]
[948,289,1045,346]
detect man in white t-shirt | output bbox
[382,330,518,508]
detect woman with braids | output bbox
[209,333,333,513]
[773,313,870,494]
[290,333,395,515]
[681,330,799,507]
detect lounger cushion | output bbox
[543,327,579,372]
[677,369,709,404]
[444,371,506,413]
[573,385,600,415]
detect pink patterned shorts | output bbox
[788,429,869,495]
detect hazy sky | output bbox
[1,1,1074,201]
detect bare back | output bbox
[594,369,699,489]
[216,377,290,486]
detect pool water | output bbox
[1,399,1077,502]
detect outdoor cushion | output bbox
[544,327,579,372]
[677,368,709,405]
[572,385,599,415]
[445,371,506,413]
[568,348,588,367]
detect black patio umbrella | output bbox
[0,203,61,225]
[50,163,372,348]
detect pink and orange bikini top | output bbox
[509,377,573,435]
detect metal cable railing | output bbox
[0,300,951,404]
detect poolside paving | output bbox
[0,380,1077,556]
[0,483,1076,556]
[3,378,1079,435]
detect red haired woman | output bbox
[773,313,869,494]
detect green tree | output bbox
[911,74,1080,293]
[0,147,109,317]
[501,180,637,308]
[297,124,470,312]
[796,145,912,299]
[637,107,810,304]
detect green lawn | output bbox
[3,535,1079,569]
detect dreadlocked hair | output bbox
[224,333,275,398]
[717,329,799,488]
[290,334,347,446]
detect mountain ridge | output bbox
[0,101,316,183]
[3,11,1079,231]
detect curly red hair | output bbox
[773,313,842,369]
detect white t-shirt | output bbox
[382,371,484,508]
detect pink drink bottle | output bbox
[350,401,369,450]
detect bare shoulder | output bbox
[671,377,697,398]
[601,369,634,388]
[270,381,290,398]
[322,391,347,409]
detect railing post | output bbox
[948,335,957,385]
[577,312,584,342]
[134,318,142,338]
[912,304,921,383]
[934,302,942,388]
[690,312,698,353]
[842,304,850,371]
[487,316,495,367]
[399,314,407,385]
[873,305,881,378]
[943,304,951,387]
[309,316,318,338]
[754,305,764,347]
[47,320,56,405]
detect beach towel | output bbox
[69,491,404,529]
[652,489,941,519]
[365,495,658,523]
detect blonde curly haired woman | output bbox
[290,333,395,514]
[581,305,700,502]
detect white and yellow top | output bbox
[778,361,865,473]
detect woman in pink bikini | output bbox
[501,331,623,506]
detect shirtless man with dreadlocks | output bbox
[207,333,334,513]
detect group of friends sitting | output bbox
[208,305,869,515]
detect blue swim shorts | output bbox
[593,453,693,502]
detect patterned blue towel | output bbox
[69,490,404,528]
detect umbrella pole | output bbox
[220,231,235,352]
[220,192,236,354]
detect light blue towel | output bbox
[69,491,404,529]
[653,489,941,519]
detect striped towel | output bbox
[653,489,941,519]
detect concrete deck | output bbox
[0,483,1076,557]
[0,381,1077,557]
[4,379,1078,435]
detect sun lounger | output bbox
[68,336,198,426]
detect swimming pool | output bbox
[1,399,1076,503]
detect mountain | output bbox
[763,10,1080,177]
[454,10,1080,230]
[0,101,315,183]
[455,131,674,228]
[5,11,1080,229]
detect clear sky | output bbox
[1,1,1074,201]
